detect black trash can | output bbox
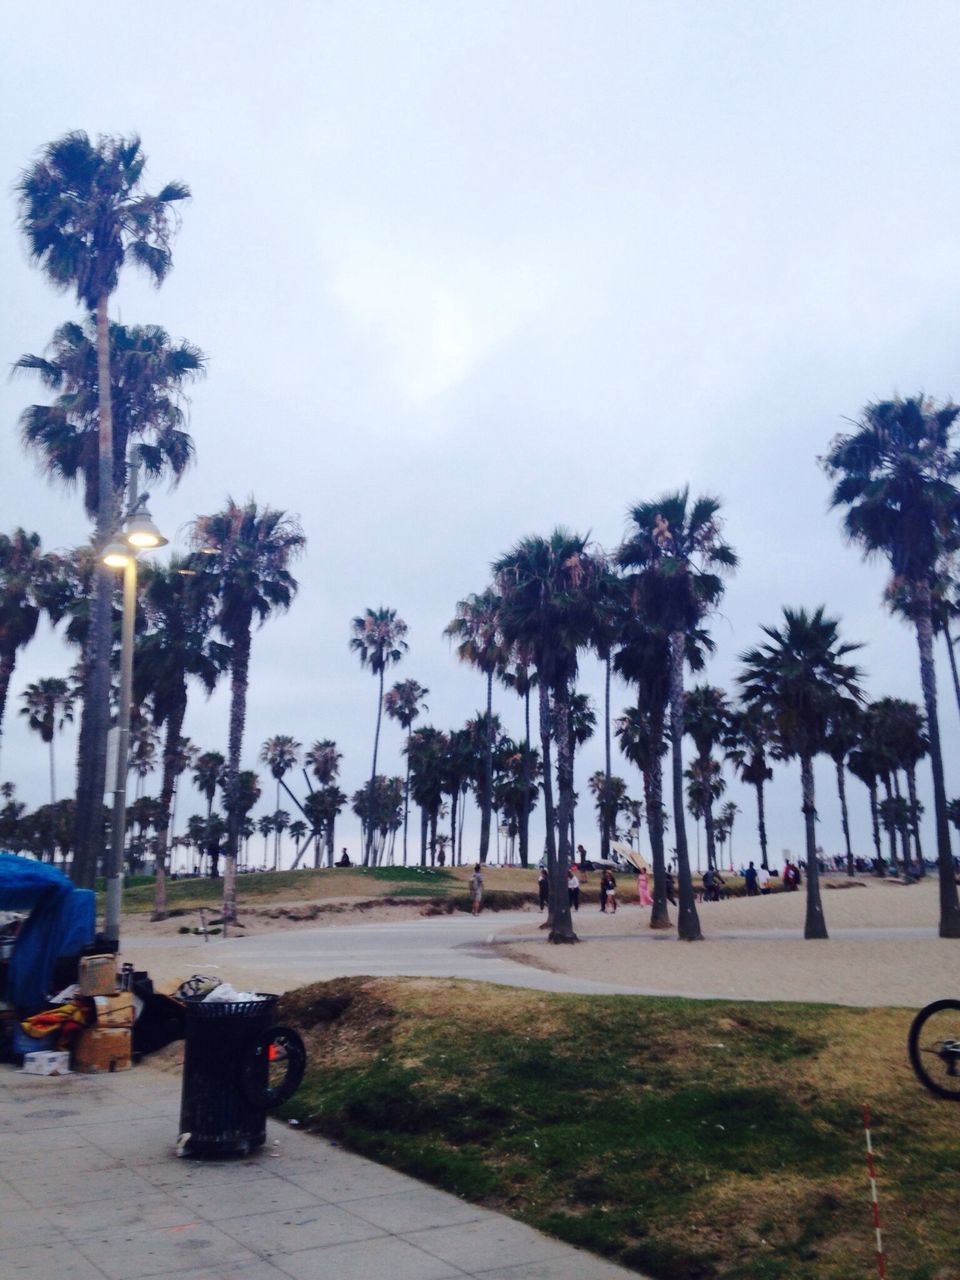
[178,994,305,1158]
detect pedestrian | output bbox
[567,865,580,911]
[744,861,759,896]
[664,870,677,905]
[637,867,653,906]
[599,870,609,912]
[537,867,549,911]
[470,863,484,915]
[603,868,618,913]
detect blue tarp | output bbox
[0,853,95,1013]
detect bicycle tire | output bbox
[908,999,960,1101]
[240,1026,306,1109]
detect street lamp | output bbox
[101,449,167,944]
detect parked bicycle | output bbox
[908,1000,960,1100]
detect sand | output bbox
[496,875,960,1007]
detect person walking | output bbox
[599,871,609,912]
[664,870,677,905]
[744,861,759,896]
[470,863,484,915]
[637,867,653,907]
[603,868,618,913]
[567,865,580,912]
[537,866,549,911]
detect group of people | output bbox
[536,863,672,912]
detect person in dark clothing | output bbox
[537,867,549,910]
[744,861,759,896]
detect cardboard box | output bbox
[78,955,118,997]
[22,1050,71,1076]
[93,993,135,1028]
[73,1027,131,1073]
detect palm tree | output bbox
[591,565,626,860]
[848,732,886,872]
[127,715,159,802]
[588,771,628,850]
[683,685,731,873]
[618,490,737,941]
[350,607,408,865]
[499,644,538,868]
[289,819,308,865]
[19,677,74,803]
[272,810,290,870]
[0,530,57,767]
[719,800,739,866]
[823,395,960,935]
[135,559,225,917]
[739,607,864,939]
[305,739,344,866]
[407,726,448,865]
[17,133,190,888]
[685,758,726,872]
[190,499,305,920]
[193,750,225,845]
[260,735,302,865]
[384,678,429,864]
[565,690,596,855]
[445,589,503,864]
[257,814,274,868]
[494,529,605,943]
[824,702,862,877]
[614,616,681,929]
[442,726,475,866]
[727,704,775,871]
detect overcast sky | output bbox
[3,1,960,872]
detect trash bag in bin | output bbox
[178,993,305,1158]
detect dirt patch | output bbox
[278,977,397,1067]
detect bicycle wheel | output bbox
[908,999,960,1101]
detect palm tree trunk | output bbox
[701,751,718,872]
[669,630,702,941]
[915,586,960,935]
[479,670,494,863]
[893,773,911,872]
[327,812,335,868]
[450,788,458,865]
[881,775,899,874]
[644,728,670,929]
[520,686,531,869]
[223,620,252,924]
[943,617,960,727]
[800,754,828,939]
[754,778,770,870]
[366,668,386,866]
[152,698,186,922]
[402,731,411,865]
[835,759,854,876]
[550,678,578,944]
[0,650,15,769]
[538,680,558,928]
[420,805,428,867]
[868,779,883,873]
[429,808,438,866]
[906,764,925,875]
[49,735,56,806]
[601,654,612,861]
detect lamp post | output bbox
[101,449,167,944]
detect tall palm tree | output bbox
[350,607,408,865]
[685,757,726,871]
[190,501,305,917]
[823,395,960,935]
[494,529,605,943]
[618,490,737,941]
[257,814,274,867]
[260,735,302,866]
[0,530,57,767]
[305,739,344,866]
[19,677,75,803]
[127,715,160,802]
[499,644,538,868]
[727,704,775,872]
[442,726,475,866]
[272,809,290,870]
[683,684,731,873]
[135,560,226,916]
[445,589,503,864]
[739,607,864,939]
[17,132,190,888]
[407,726,448,865]
[824,703,862,876]
[565,690,596,855]
[384,678,429,864]
[591,564,626,860]
[848,731,886,872]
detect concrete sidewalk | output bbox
[0,1065,641,1280]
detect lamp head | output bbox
[124,504,168,550]
[102,540,134,569]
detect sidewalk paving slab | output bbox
[0,1065,646,1280]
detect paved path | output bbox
[128,912,653,996]
[0,1065,642,1280]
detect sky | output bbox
[2,1,960,872]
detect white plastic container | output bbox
[22,1050,71,1076]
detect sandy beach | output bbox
[496,875,960,1007]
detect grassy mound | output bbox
[276,977,960,1280]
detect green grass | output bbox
[276,978,960,1280]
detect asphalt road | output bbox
[128,911,657,997]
